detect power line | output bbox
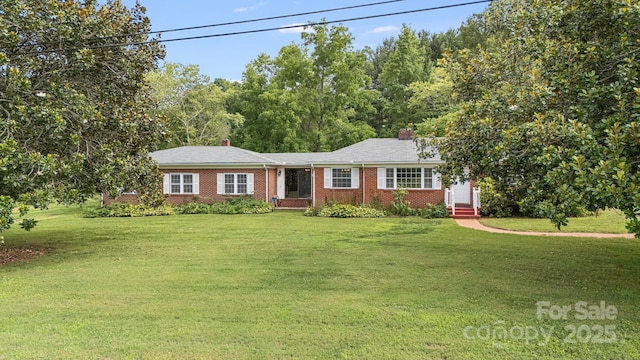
[145,0,407,36]
[157,0,492,44]
[18,0,492,55]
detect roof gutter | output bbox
[264,164,269,203]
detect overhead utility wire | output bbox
[20,0,492,55]
[144,0,406,36]
[155,0,491,43]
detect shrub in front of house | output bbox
[84,203,174,218]
[389,189,416,216]
[175,196,274,215]
[418,202,449,219]
[210,196,274,214]
[88,197,273,218]
[305,204,386,218]
[174,201,212,214]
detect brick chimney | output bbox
[221,139,231,146]
[398,128,414,140]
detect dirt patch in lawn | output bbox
[0,246,49,266]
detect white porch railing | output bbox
[445,188,456,216]
[472,187,481,216]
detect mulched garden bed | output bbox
[0,246,49,266]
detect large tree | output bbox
[147,63,243,148]
[235,52,306,153]
[378,25,428,137]
[0,0,165,236]
[430,0,640,235]
[237,23,375,152]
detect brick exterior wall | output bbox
[104,167,272,205]
[314,167,445,208]
[104,166,446,208]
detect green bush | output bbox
[389,189,416,216]
[210,196,273,214]
[478,178,516,218]
[306,204,386,218]
[418,202,449,219]
[303,207,320,217]
[87,198,274,218]
[174,201,211,215]
[176,197,274,215]
[84,203,174,218]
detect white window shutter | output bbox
[247,173,254,194]
[377,168,386,189]
[433,170,442,190]
[324,168,332,189]
[217,173,225,194]
[351,168,360,188]
[163,173,171,194]
[192,173,200,194]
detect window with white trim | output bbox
[324,168,359,189]
[378,168,440,190]
[424,168,433,189]
[218,173,254,195]
[332,168,352,188]
[164,173,199,194]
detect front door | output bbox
[285,168,312,198]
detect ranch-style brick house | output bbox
[106,130,480,217]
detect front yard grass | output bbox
[0,204,639,359]
[480,209,630,234]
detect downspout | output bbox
[311,164,315,208]
[361,164,365,206]
[264,164,269,203]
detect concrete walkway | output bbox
[455,219,636,239]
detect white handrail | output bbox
[472,187,481,216]
[445,188,456,216]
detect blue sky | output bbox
[121,0,489,81]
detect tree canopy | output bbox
[430,0,640,235]
[235,23,376,152]
[147,63,243,148]
[0,0,165,236]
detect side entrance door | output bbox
[452,180,471,205]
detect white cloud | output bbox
[278,23,309,34]
[233,1,267,13]
[368,25,399,34]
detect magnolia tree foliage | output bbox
[424,0,640,235]
[0,0,166,236]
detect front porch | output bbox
[445,186,481,219]
[274,168,313,209]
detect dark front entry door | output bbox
[285,168,312,198]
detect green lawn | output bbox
[480,209,630,234]
[1,205,639,359]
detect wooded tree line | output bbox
[149,17,486,152]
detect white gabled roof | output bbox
[150,138,440,168]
